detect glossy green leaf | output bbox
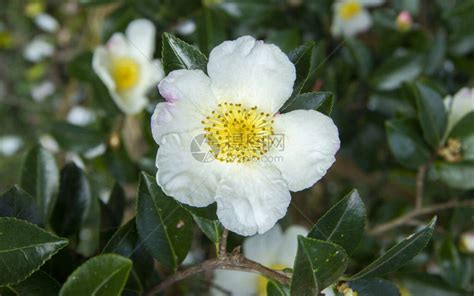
[50,122,105,154]
[9,270,61,296]
[290,236,348,296]
[0,186,41,225]
[194,215,223,251]
[100,183,126,245]
[349,217,436,280]
[401,273,471,296]
[51,163,91,237]
[103,218,158,294]
[20,145,59,224]
[267,280,289,296]
[349,278,400,296]
[308,189,366,255]
[0,217,68,286]
[286,41,315,99]
[59,254,132,296]
[407,82,447,147]
[385,119,431,169]
[136,172,193,270]
[448,112,474,160]
[280,92,334,115]
[372,53,423,90]
[435,161,474,190]
[161,33,208,74]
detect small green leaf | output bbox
[267,280,290,296]
[136,172,193,270]
[280,92,334,115]
[0,186,41,225]
[407,82,447,147]
[161,33,208,74]
[51,163,91,237]
[59,254,132,296]
[372,53,423,90]
[194,215,223,251]
[0,217,68,286]
[308,189,366,255]
[436,237,471,288]
[286,42,315,99]
[20,145,59,224]
[401,273,471,296]
[10,270,61,296]
[435,161,474,190]
[349,278,400,296]
[50,122,105,154]
[349,217,436,280]
[385,119,431,169]
[448,112,474,160]
[290,236,348,296]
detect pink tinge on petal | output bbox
[158,77,179,102]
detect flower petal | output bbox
[125,19,156,59]
[445,87,474,135]
[110,90,148,115]
[92,47,115,90]
[105,33,129,56]
[212,270,257,296]
[243,224,283,266]
[152,69,218,143]
[148,59,165,88]
[359,0,384,7]
[207,36,296,114]
[344,9,372,36]
[270,109,340,192]
[277,225,308,267]
[156,132,226,207]
[215,163,291,236]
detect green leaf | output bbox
[407,82,447,147]
[161,33,208,74]
[267,280,290,296]
[280,92,334,115]
[103,218,158,294]
[50,122,105,154]
[51,163,91,237]
[9,270,61,296]
[448,112,474,160]
[290,236,348,296]
[435,161,474,190]
[349,217,436,280]
[136,172,193,270]
[59,254,132,296]
[401,273,471,296]
[0,217,68,286]
[345,37,373,79]
[20,145,59,224]
[436,237,471,288]
[286,42,315,99]
[66,51,94,82]
[196,7,227,55]
[100,183,126,245]
[385,119,431,169]
[0,186,41,225]
[372,53,423,90]
[349,278,400,296]
[194,215,223,251]
[308,189,366,255]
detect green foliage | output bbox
[161,33,208,74]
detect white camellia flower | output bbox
[93,19,164,115]
[212,225,335,296]
[331,0,384,37]
[151,36,340,236]
[444,87,474,136]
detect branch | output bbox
[218,229,229,258]
[145,252,290,295]
[369,199,474,236]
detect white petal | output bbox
[270,110,340,192]
[156,132,226,207]
[276,225,308,267]
[152,70,218,143]
[147,59,165,88]
[207,36,296,114]
[445,88,474,135]
[105,33,129,56]
[34,13,59,33]
[92,47,115,90]
[343,9,372,37]
[212,270,257,296]
[243,224,283,266]
[110,90,148,115]
[359,0,384,7]
[215,163,291,236]
[125,19,156,59]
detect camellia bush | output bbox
[0,0,473,295]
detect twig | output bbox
[144,252,290,295]
[369,199,474,236]
[218,229,229,258]
[415,164,428,209]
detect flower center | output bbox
[256,264,286,296]
[201,102,274,163]
[339,1,362,21]
[110,57,140,92]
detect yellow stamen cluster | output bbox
[110,57,140,92]
[339,1,362,21]
[201,102,274,163]
[438,138,462,163]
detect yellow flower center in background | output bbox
[257,264,286,296]
[339,1,362,21]
[111,57,140,92]
[201,103,274,163]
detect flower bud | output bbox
[460,231,474,254]
[396,11,412,32]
